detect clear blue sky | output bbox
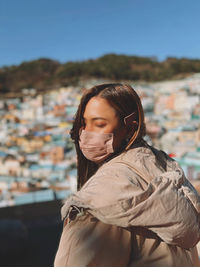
[1,0,200,67]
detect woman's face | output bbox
[83,96,128,150]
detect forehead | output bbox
[84,97,117,119]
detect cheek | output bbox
[101,121,119,134]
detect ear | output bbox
[127,121,138,136]
[124,113,138,137]
[124,112,137,125]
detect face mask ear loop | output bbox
[124,112,137,125]
[125,104,142,150]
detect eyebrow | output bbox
[83,117,108,121]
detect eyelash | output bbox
[81,119,106,128]
[96,124,106,128]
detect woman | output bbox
[55,83,200,267]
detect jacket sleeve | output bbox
[62,163,200,249]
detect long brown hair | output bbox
[70,83,146,190]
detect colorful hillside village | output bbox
[0,75,200,207]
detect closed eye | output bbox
[95,124,107,128]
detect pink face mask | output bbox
[79,129,114,163]
[79,112,137,163]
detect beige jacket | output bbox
[55,142,200,266]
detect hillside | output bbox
[1,54,200,94]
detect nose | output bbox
[84,123,93,132]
